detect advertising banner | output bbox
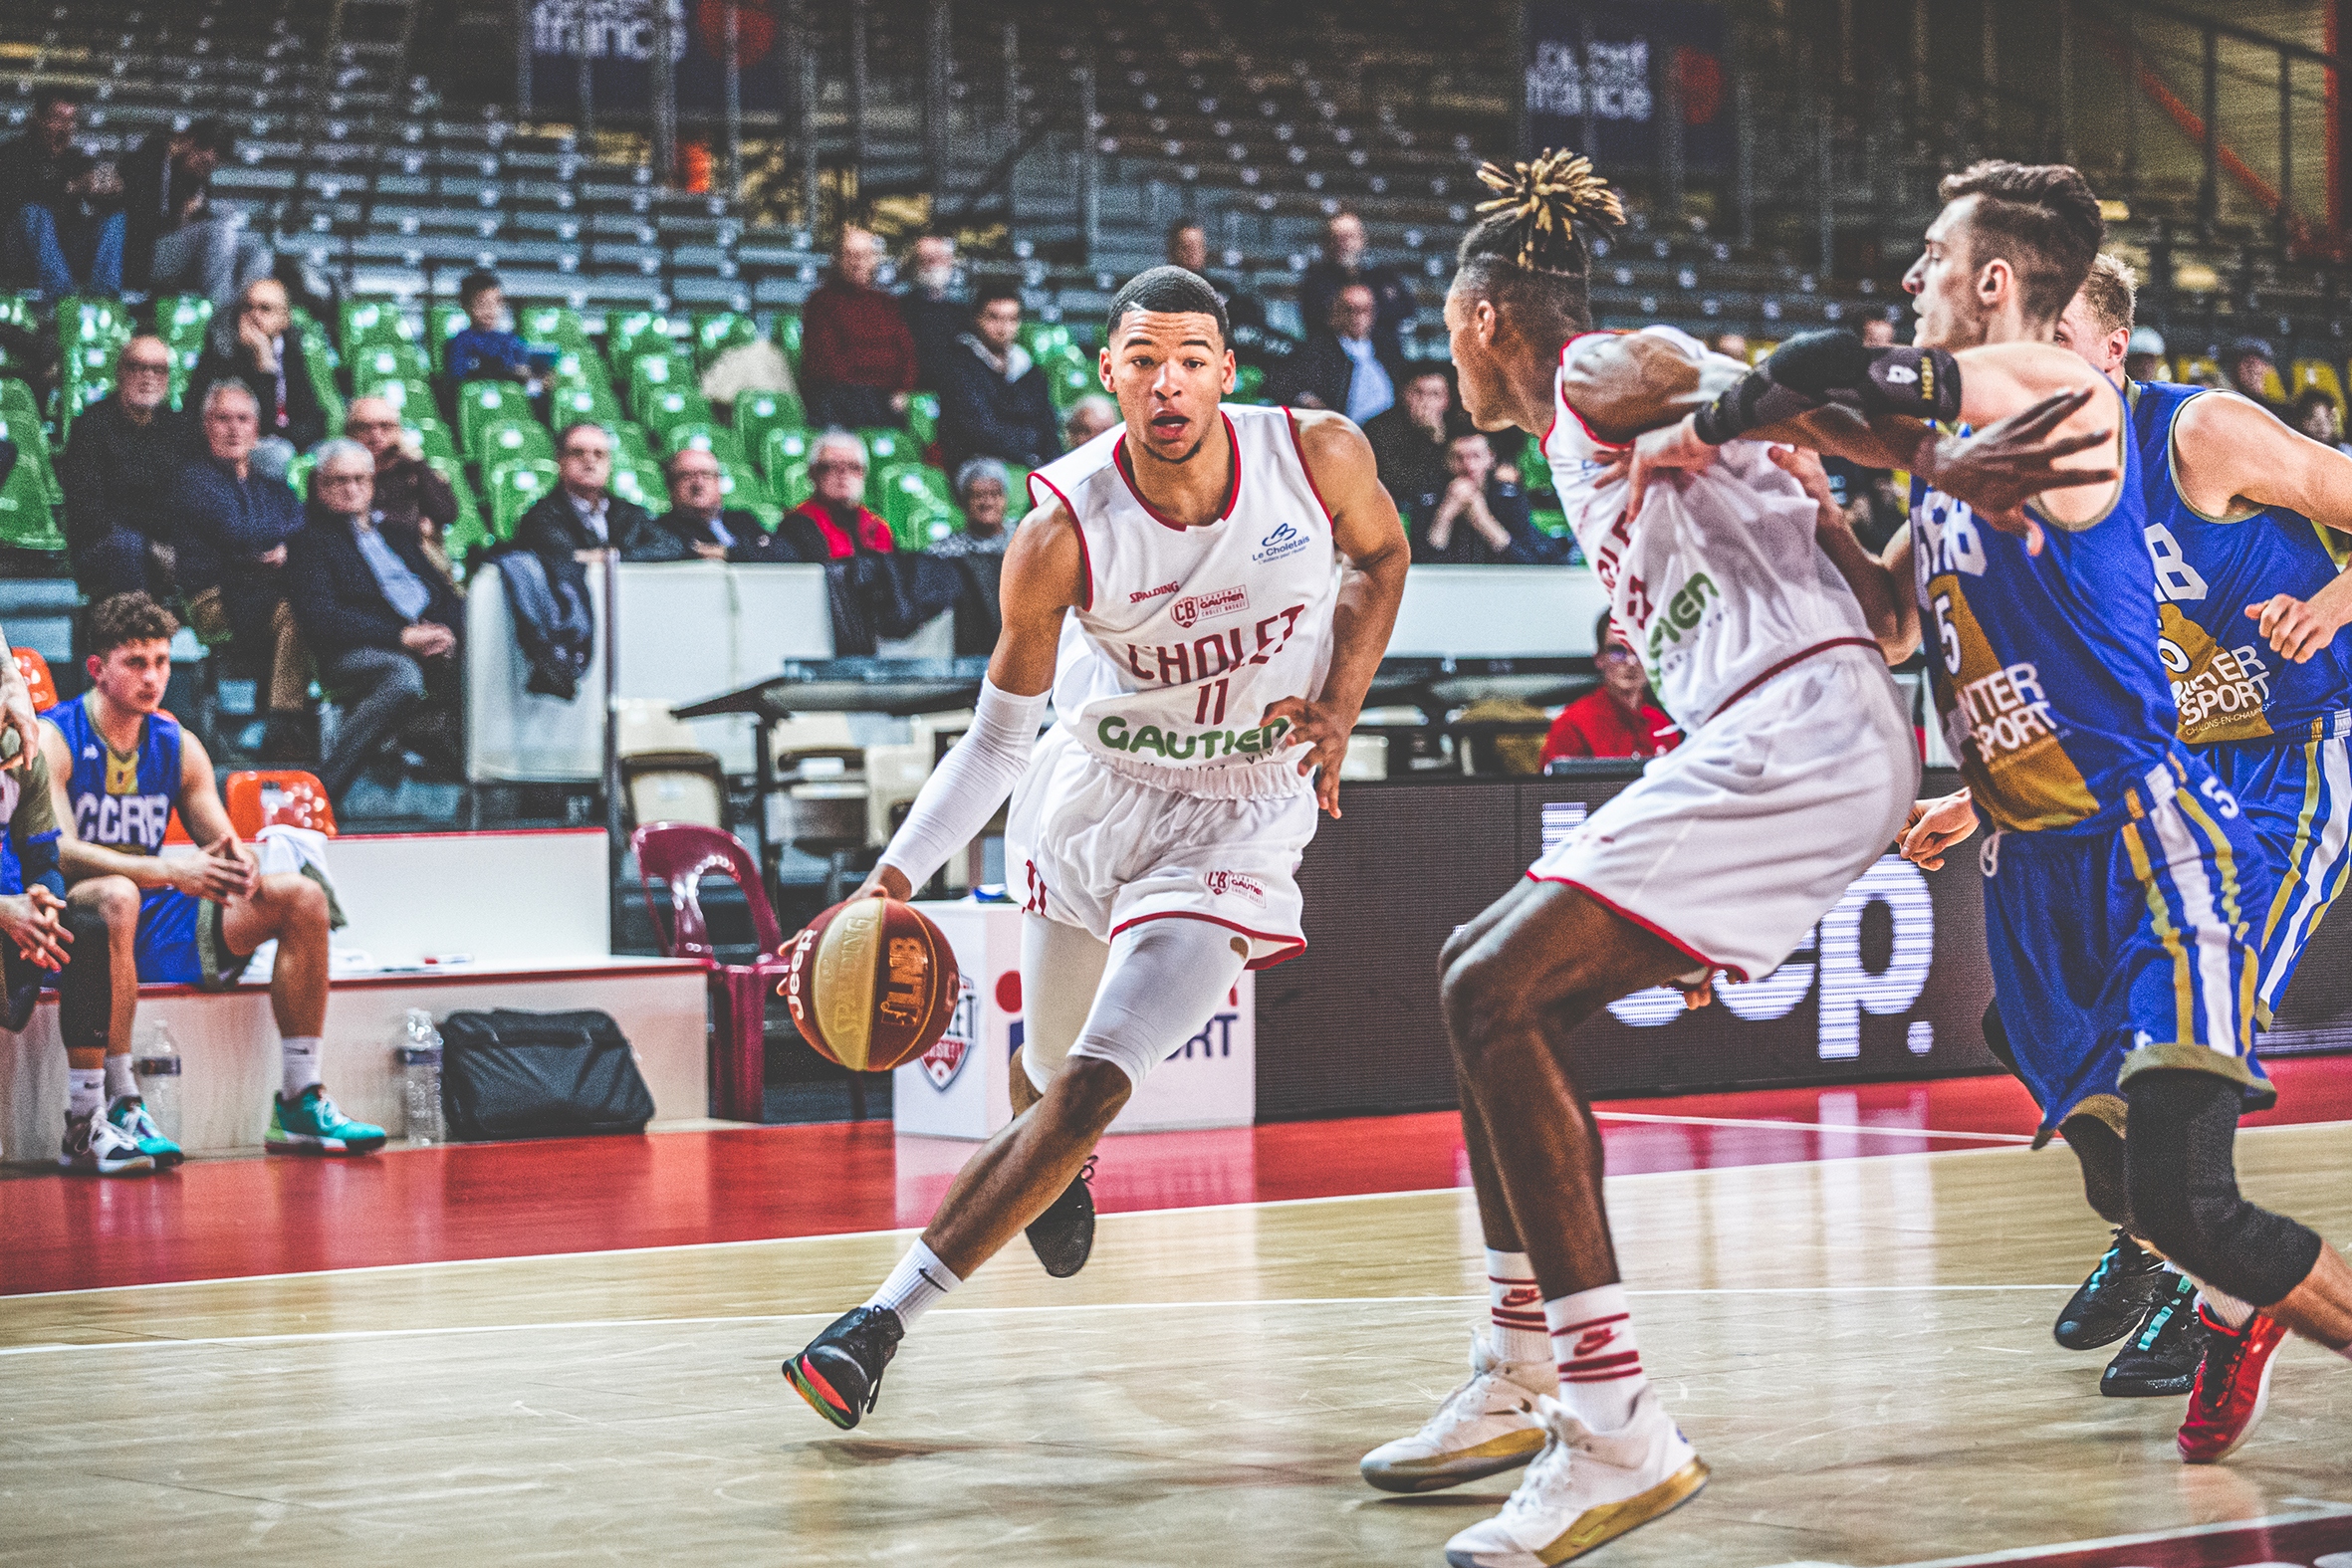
[528,0,789,116]
[1525,0,1732,174]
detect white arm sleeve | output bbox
[875,678,1052,890]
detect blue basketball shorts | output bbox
[130,886,241,990]
[2199,725,2352,1029]
[1981,752,2275,1141]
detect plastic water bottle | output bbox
[397,1008,445,1146]
[132,1021,183,1144]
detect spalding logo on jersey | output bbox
[1253,519,1310,564]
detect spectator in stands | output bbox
[2290,389,2352,458]
[1365,366,1455,522]
[654,447,808,562]
[42,591,386,1164]
[1,89,124,300]
[1860,317,1899,349]
[61,336,185,600]
[1300,210,1417,362]
[937,283,1061,471]
[931,459,1015,559]
[1411,431,1556,564]
[1273,283,1403,425]
[186,277,325,481]
[1540,613,1682,765]
[120,119,266,309]
[902,233,968,389]
[1063,394,1118,449]
[1166,220,1268,335]
[445,270,544,391]
[344,397,459,577]
[785,431,896,559]
[284,442,464,801]
[514,421,672,562]
[173,381,313,759]
[1709,331,1749,362]
[2222,336,2289,419]
[800,226,918,429]
[2125,326,2168,383]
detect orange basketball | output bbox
[779,898,962,1072]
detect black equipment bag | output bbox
[440,1008,656,1141]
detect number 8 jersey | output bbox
[1909,410,2179,833]
[1028,404,1340,800]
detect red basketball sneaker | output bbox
[2177,1307,2290,1463]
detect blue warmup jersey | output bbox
[2131,378,2352,1028]
[47,694,209,986]
[1911,393,2272,1134]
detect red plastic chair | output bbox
[631,821,786,1122]
[223,771,340,838]
[11,647,57,713]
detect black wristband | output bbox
[1692,329,1962,444]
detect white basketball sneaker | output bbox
[1360,1332,1553,1494]
[1442,1386,1707,1567]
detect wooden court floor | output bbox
[3,1123,2347,1567]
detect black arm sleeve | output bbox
[1692,329,1962,446]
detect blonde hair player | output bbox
[781,266,1410,1430]
[1359,151,2114,1567]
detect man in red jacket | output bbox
[1539,612,1682,765]
[783,431,898,560]
[801,227,918,430]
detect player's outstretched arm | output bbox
[2170,391,2352,663]
[857,500,1087,901]
[1263,410,1411,818]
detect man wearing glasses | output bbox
[60,336,186,600]
[343,397,458,576]
[1538,612,1682,765]
[783,430,897,560]
[513,421,672,564]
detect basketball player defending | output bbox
[782,267,1409,1430]
[1356,154,2144,1567]
[41,593,385,1166]
[1683,164,2352,1465]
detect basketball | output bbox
[779,897,962,1073]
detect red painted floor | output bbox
[4,1060,2347,1297]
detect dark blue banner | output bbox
[528,0,789,116]
[1526,0,1731,175]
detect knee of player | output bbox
[61,898,113,953]
[265,872,331,929]
[1047,1056,1134,1130]
[77,876,140,928]
[1439,948,1539,1063]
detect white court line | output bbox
[1792,1497,2352,1568]
[1593,1111,2033,1143]
[0,1284,2079,1358]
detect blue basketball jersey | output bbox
[47,693,182,855]
[1909,402,2178,834]
[2130,379,2352,746]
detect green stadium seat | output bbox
[639,385,715,439]
[0,378,38,424]
[661,422,748,468]
[763,425,814,476]
[606,313,682,383]
[547,381,621,429]
[1003,465,1034,523]
[290,308,345,431]
[612,422,658,467]
[284,451,317,500]
[626,353,694,414]
[457,381,527,457]
[427,303,471,371]
[406,418,459,465]
[487,460,558,536]
[716,460,774,513]
[0,436,65,552]
[1048,359,1096,410]
[775,314,802,365]
[1020,322,1071,360]
[693,311,762,368]
[518,306,594,356]
[772,459,814,512]
[354,377,437,424]
[479,418,556,468]
[0,408,60,508]
[354,342,431,386]
[609,460,669,513]
[905,391,940,447]
[343,300,418,353]
[733,392,805,469]
[1232,363,1267,404]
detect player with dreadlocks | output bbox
[1358,153,2124,1566]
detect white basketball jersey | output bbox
[1543,326,1877,730]
[1026,405,1340,799]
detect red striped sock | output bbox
[1545,1282,1647,1433]
[1486,1248,1552,1365]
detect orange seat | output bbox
[164,810,193,845]
[11,648,57,714]
[223,771,339,838]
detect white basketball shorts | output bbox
[1006,726,1318,969]
[1528,642,1920,982]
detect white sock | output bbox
[68,1067,105,1119]
[2198,1284,2256,1330]
[282,1036,324,1099]
[1486,1248,1554,1368]
[1546,1282,1649,1434]
[866,1240,962,1328]
[104,1053,136,1101]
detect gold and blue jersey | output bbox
[1909,409,2178,834]
[2128,379,2352,747]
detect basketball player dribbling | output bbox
[1359,153,2130,1567]
[782,266,1410,1430]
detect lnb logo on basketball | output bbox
[1955,660,2059,760]
[878,936,935,1025]
[1171,584,1249,629]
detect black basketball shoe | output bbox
[2101,1271,2209,1398]
[784,1306,904,1430]
[2054,1229,2171,1350]
[1025,1155,1098,1278]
